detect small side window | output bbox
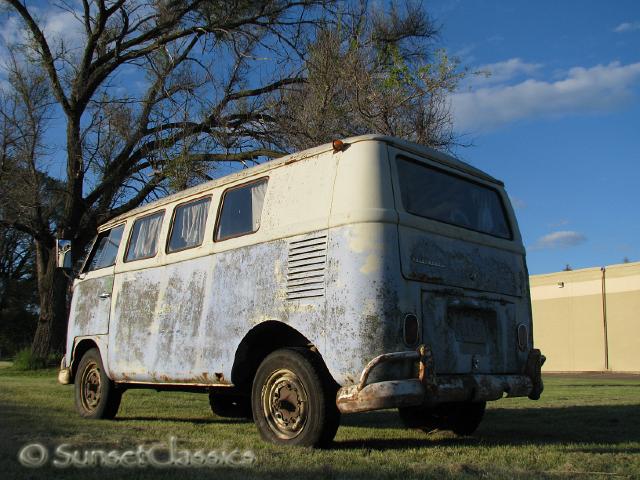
[84,224,125,272]
[125,211,164,262]
[215,179,268,241]
[167,196,211,253]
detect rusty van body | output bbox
[58,135,544,446]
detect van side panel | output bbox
[324,141,409,384]
[107,153,338,384]
[324,223,409,385]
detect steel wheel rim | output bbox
[80,360,102,412]
[261,368,308,439]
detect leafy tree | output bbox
[273,2,464,150]
[0,225,38,358]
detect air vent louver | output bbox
[286,234,327,300]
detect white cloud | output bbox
[613,21,640,33]
[452,61,640,132]
[473,58,542,85]
[0,7,85,58]
[531,231,587,250]
[0,15,23,45]
[41,10,85,47]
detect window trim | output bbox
[82,223,126,273]
[396,155,513,240]
[165,195,212,254]
[213,177,269,242]
[123,209,166,263]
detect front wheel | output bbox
[251,348,340,447]
[74,348,122,419]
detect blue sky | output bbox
[429,0,640,274]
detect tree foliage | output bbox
[273,2,464,150]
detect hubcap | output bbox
[80,361,102,412]
[262,368,308,439]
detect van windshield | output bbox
[396,157,511,239]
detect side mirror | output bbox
[56,239,73,269]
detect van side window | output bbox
[125,211,165,261]
[168,196,211,253]
[84,224,125,272]
[215,179,268,241]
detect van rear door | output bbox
[389,149,527,375]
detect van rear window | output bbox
[396,157,511,239]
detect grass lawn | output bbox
[0,368,638,479]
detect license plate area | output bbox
[448,306,497,350]
[422,288,517,374]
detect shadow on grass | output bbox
[335,404,640,451]
[2,387,638,453]
[115,416,253,425]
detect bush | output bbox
[12,348,47,370]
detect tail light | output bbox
[517,323,528,351]
[403,314,419,347]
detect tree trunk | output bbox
[31,239,69,361]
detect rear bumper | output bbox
[336,345,545,414]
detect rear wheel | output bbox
[74,348,122,419]
[399,401,486,436]
[251,348,340,447]
[209,391,252,419]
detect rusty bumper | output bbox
[336,345,545,414]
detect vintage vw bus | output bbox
[57,135,544,447]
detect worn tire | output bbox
[449,401,486,435]
[251,348,340,447]
[209,392,253,419]
[399,401,486,436]
[74,348,122,419]
[399,405,441,432]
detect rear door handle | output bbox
[98,292,111,299]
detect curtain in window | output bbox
[132,214,163,259]
[180,199,209,246]
[251,180,268,230]
[475,191,495,233]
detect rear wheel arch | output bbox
[231,321,336,392]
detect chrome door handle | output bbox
[98,292,111,299]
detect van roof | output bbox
[101,134,502,229]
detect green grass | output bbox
[0,369,638,479]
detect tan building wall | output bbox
[604,263,640,371]
[530,262,640,373]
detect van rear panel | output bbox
[390,147,531,377]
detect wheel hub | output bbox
[81,361,102,411]
[262,369,308,439]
